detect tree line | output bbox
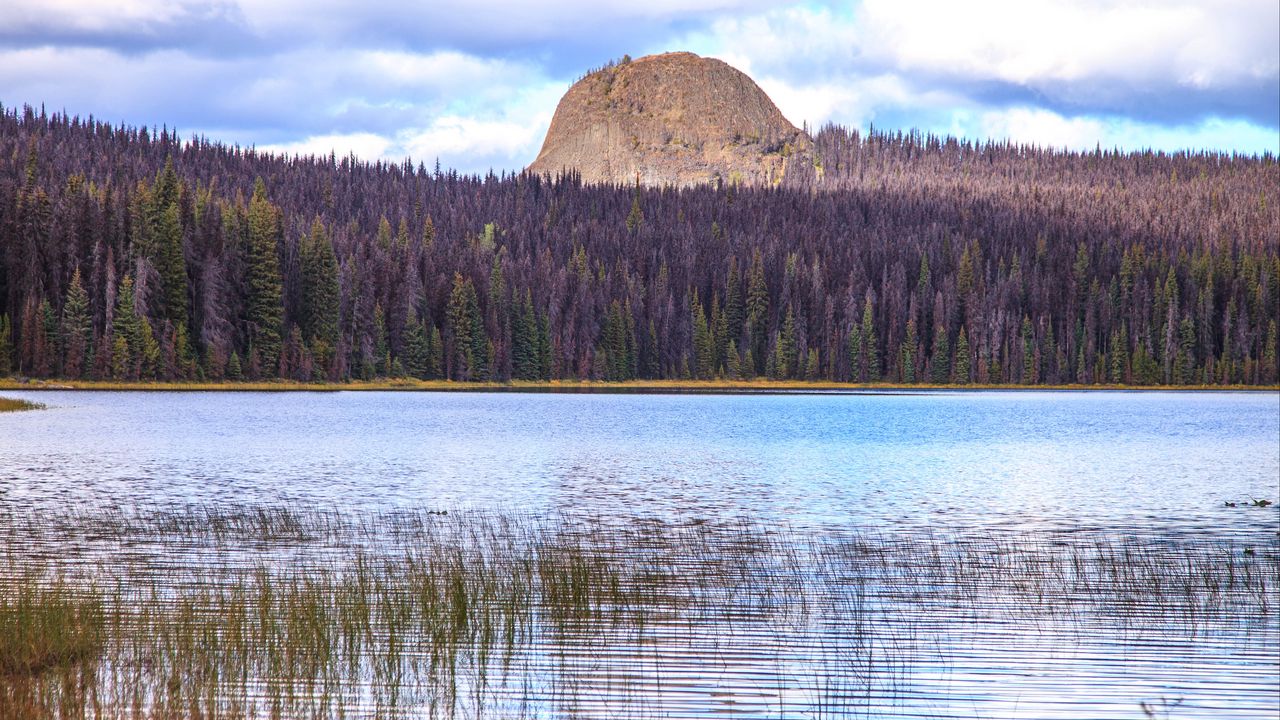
[1,104,1277,385]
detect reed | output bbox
[0,506,1275,719]
[0,397,43,412]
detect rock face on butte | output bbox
[528,52,812,188]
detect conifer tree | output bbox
[245,179,284,374]
[62,268,91,378]
[1176,315,1196,385]
[226,350,242,380]
[39,299,59,377]
[112,275,142,379]
[1108,329,1127,384]
[403,313,431,379]
[747,250,770,375]
[537,311,553,380]
[0,315,12,377]
[930,324,950,384]
[1265,319,1278,384]
[373,304,389,376]
[804,348,820,380]
[861,295,879,380]
[1021,316,1036,384]
[953,327,971,384]
[428,324,444,379]
[725,339,741,379]
[900,318,918,383]
[847,312,863,382]
[136,158,190,331]
[691,292,715,379]
[626,185,643,234]
[446,273,475,380]
[300,218,340,352]
[724,258,744,348]
[777,309,798,379]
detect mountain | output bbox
[527,52,812,187]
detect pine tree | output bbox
[0,315,12,377]
[691,292,715,379]
[900,318,918,383]
[300,219,340,352]
[446,273,475,380]
[226,350,243,380]
[1265,319,1279,384]
[112,275,141,379]
[428,324,444,379]
[747,250,770,375]
[245,179,284,374]
[143,158,189,330]
[153,201,188,328]
[930,324,950,384]
[1021,316,1036,384]
[1176,315,1196,385]
[725,339,742,379]
[468,283,488,381]
[861,295,879,381]
[373,304,389,376]
[513,290,540,380]
[403,313,431,379]
[626,186,643,234]
[1108,329,1127,384]
[777,309,798,379]
[62,269,91,378]
[847,318,863,382]
[537,311,553,380]
[804,348,820,380]
[953,327,971,384]
[40,299,60,377]
[724,258,744,349]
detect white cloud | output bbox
[681,0,1278,153]
[855,0,1278,89]
[0,0,234,32]
[1,0,1275,170]
[972,107,1280,155]
[258,132,393,160]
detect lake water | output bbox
[3,390,1278,531]
[1,389,1278,719]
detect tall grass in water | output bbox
[0,574,104,718]
[0,397,43,412]
[0,506,1276,719]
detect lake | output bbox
[1,389,1277,719]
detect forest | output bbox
[0,104,1277,385]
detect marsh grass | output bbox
[0,575,103,676]
[0,397,44,412]
[0,506,1276,719]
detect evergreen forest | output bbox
[1,105,1277,385]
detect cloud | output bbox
[972,108,1280,155]
[0,0,1275,171]
[684,0,1277,153]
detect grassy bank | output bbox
[1,377,1276,393]
[1,506,1275,719]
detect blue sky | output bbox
[2,0,1276,174]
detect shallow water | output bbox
[1,389,1278,719]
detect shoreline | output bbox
[2,378,1277,393]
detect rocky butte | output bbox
[527,52,813,188]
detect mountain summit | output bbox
[527,52,812,187]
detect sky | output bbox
[1,0,1276,174]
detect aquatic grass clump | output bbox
[0,397,44,412]
[0,575,103,676]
